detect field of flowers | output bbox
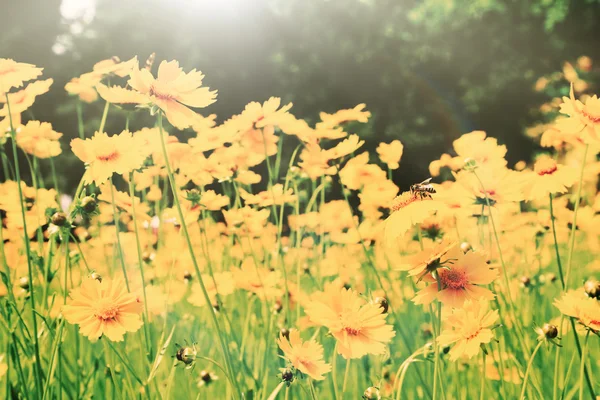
[0,54,598,400]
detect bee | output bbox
[410,177,436,199]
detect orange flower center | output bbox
[534,158,558,176]
[466,329,482,340]
[582,108,600,123]
[344,327,361,336]
[149,84,176,101]
[97,151,120,162]
[391,192,423,212]
[95,301,119,321]
[440,269,468,290]
[479,189,496,196]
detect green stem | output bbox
[479,352,486,400]
[564,144,588,289]
[98,101,110,133]
[519,341,543,400]
[128,172,153,361]
[109,178,131,290]
[578,331,591,400]
[156,112,241,399]
[5,92,44,399]
[342,359,351,396]
[76,101,85,139]
[548,193,565,288]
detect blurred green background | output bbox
[2,0,600,191]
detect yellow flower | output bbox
[15,121,62,158]
[437,299,499,361]
[277,329,331,380]
[0,59,43,94]
[239,184,296,207]
[555,84,600,143]
[0,79,53,116]
[339,152,386,190]
[62,278,143,342]
[101,59,217,129]
[384,192,442,246]
[305,282,395,359]
[326,134,365,159]
[452,130,507,171]
[316,103,371,130]
[71,130,147,184]
[523,155,577,201]
[65,76,101,103]
[412,246,498,308]
[376,140,404,170]
[554,290,600,332]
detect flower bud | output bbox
[280,328,290,340]
[584,279,600,299]
[18,276,30,290]
[363,386,381,400]
[200,370,212,383]
[51,212,68,227]
[373,297,389,314]
[460,242,472,253]
[281,368,294,383]
[520,276,531,287]
[81,196,97,213]
[542,323,558,339]
[90,272,102,282]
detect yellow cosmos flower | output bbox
[101,60,217,130]
[62,278,143,342]
[0,59,43,94]
[277,329,332,380]
[305,282,395,359]
[0,79,53,116]
[555,84,600,144]
[437,299,499,361]
[339,152,386,190]
[384,191,442,246]
[71,130,148,184]
[239,184,296,207]
[554,290,600,332]
[15,121,62,158]
[523,155,577,201]
[412,246,498,308]
[376,140,404,170]
[316,103,371,130]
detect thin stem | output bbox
[479,352,486,400]
[342,359,351,396]
[564,144,588,289]
[128,172,153,361]
[519,341,543,400]
[5,92,44,399]
[98,101,110,133]
[109,178,131,290]
[76,101,85,139]
[548,193,565,288]
[578,331,591,400]
[156,112,241,399]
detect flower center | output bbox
[149,84,176,101]
[95,302,119,321]
[97,151,120,162]
[391,191,425,212]
[344,326,361,336]
[440,269,468,290]
[534,158,558,176]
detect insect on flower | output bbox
[410,177,436,199]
